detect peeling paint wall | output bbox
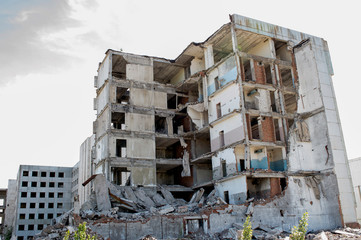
[216,175,247,204]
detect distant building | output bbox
[12,165,72,240]
[3,180,16,237]
[349,157,361,224]
[0,188,7,235]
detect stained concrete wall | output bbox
[349,157,361,224]
[190,57,205,75]
[248,38,274,58]
[170,69,185,85]
[126,64,153,82]
[208,82,240,123]
[130,88,167,108]
[97,54,111,88]
[96,108,110,138]
[95,136,108,164]
[210,114,244,151]
[3,179,16,233]
[126,113,154,132]
[96,84,109,115]
[109,137,155,159]
[78,135,95,209]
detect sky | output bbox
[0,0,360,188]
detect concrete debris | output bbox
[246,202,254,215]
[157,205,175,215]
[189,188,205,204]
[159,185,176,204]
[181,150,191,177]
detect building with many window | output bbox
[90,14,357,230]
[12,165,72,240]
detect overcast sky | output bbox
[0,0,360,188]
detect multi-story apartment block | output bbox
[0,188,7,235]
[91,14,357,231]
[12,165,72,240]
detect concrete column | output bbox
[204,45,214,69]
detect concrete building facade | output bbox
[0,188,7,236]
[3,180,17,238]
[12,165,72,240]
[349,157,361,224]
[88,14,357,231]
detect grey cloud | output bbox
[0,0,82,86]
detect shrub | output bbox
[239,215,252,240]
[290,212,309,240]
[63,222,96,240]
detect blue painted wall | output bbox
[250,157,268,170]
[207,67,238,96]
[270,159,287,171]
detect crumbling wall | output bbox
[97,54,111,88]
[215,176,247,204]
[248,38,274,58]
[212,148,237,179]
[126,113,154,132]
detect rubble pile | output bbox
[34,175,361,240]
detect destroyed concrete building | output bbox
[86,13,358,233]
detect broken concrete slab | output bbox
[158,205,175,215]
[159,186,176,204]
[151,193,168,207]
[94,174,112,211]
[134,188,155,209]
[189,188,204,204]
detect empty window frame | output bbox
[47,213,54,219]
[40,182,46,187]
[274,119,282,141]
[58,192,63,198]
[219,131,225,148]
[38,213,44,219]
[243,59,253,81]
[18,225,25,231]
[41,172,46,177]
[48,203,54,208]
[49,192,54,198]
[111,167,131,186]
[116,87,130,104]
[221,160,227,177]
[40,192,45,198]
[155,116,168,134]
[214,77,220,91]
[30,192,36,198]
[167,94,177,109]
[50,172,55,177]
[31,182,37,187]
[28,225,34,231]
[250,117,260,140]
[116,139,127,157]
[19,214,26,220]
[216,103,222,118]
[264,63,273,84]
[111,112,125,130]
[280,68,293,88]
[37,225,44,230]
[238,159,245,172]
[21,192,27,198]
[29,214,35,219]
[49,182,55,188]
[224,191,230,204]
[270,91,277,112]
[20,203,26,208]
[284,93,297,114]
[39,203,45,208]
[58,182,64,188]
[57,203,63,208]
[22,171,29,177]
[31,171,38,177]
[21,181,28,187]
[58,172,64,178]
